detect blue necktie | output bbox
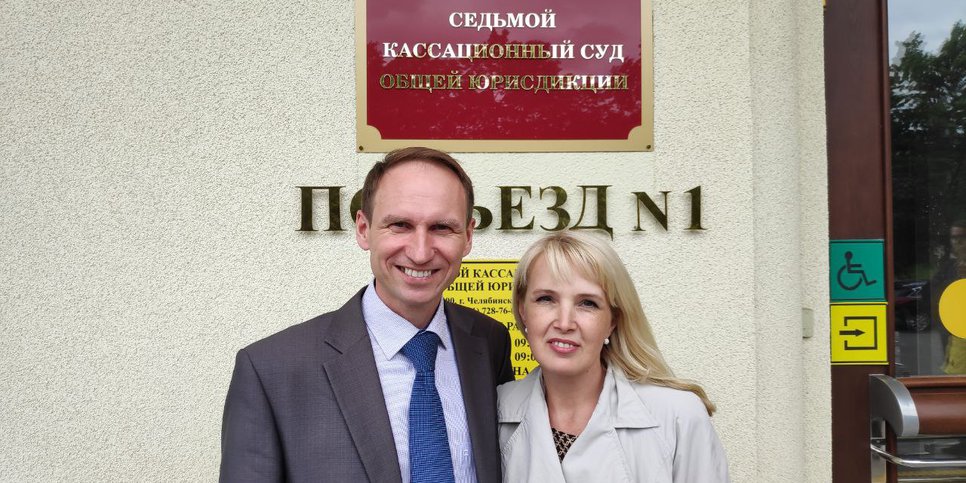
[400,331,455,483]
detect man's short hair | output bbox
[360,147,475,224]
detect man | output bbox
[220,147,514,482]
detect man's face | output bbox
[355,160,474,325]
[951,226,966,260]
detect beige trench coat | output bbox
[497,367,730,483]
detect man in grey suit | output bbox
[220,147,514,482]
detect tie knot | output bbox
[401,331,441,373]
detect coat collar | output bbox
[498,366,660,430]
[498,366,661,483]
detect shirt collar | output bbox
[362,280,450,361]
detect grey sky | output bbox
[888,0,965,63]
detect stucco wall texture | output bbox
[0,1,829,481]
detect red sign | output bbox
[356,0,653,152]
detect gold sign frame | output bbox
[354,0,654,153]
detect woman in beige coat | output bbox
[498,231,730,482]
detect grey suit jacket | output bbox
[220,287,515,482]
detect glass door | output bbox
[889,1,966,479]
[891,1,966,378]
[825,2,966,481]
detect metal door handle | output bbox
[871,444,966,468]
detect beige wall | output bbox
[0,1,829,481]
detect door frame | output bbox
[825,0,896,481]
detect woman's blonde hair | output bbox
[512,231,716,415]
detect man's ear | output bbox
[462,217,475,257]
[355,210,371,250]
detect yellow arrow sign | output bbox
[830,303,888,365]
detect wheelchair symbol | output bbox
[836,251,877,291]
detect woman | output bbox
[498,231,729,482]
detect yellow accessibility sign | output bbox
[830,303,888,365]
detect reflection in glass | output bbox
[890,3,966,377]
[896,437,966,480]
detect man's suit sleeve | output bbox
[220,348,284,483]
[493,323,515,385]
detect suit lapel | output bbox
[322,290,402,483]
[447,304,502,483]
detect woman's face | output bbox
[519,255,615,379]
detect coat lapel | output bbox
[500,368,663,483]
[322,290,402,483]
[499,369,568,483]
[560,368,659,483]
[611,369,659,430]
[447,303,502,483]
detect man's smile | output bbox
[400,266,435,279]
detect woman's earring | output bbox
[523,326,528,335]
[604,337,610,345]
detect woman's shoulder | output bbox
[497,372,534,400]
[615,369,710,422]
[497,368,541,422]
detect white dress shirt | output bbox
[362,281,477,483]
